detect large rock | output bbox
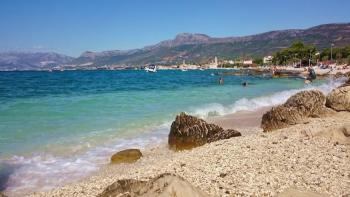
[110,149,142,164]
[169,113,241,150]
[0,193,6,197]
[326,86,350,111]
[261,90,330,132]
[98,173,209,197]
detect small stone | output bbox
[219,173,227,178]
[110,149,142,164]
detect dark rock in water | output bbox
[98,173,209,197]
[261,90,331,132]
[326,86,350,112]
[110,149,142,164]
[169,112,241,150]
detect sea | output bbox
[0,69,344,195]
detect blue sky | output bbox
[0,0,349,57]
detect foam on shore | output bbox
[192,77,345,119]
[1,123,169,196]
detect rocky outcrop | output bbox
[169,113,241,150]
[261,90,331,132]
[326,86,350,111]
[98,173,209,197]
[0,192,7,197]
[110,149,142,164]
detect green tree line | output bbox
[272,41,350,65]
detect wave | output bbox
[191,77,345,118]
[1,123,169,195]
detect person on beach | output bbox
[271,66,277,77]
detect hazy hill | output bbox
[0,52,73,71]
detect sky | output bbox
[0,0,349,57]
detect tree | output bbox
[253,57,263,65]
[272,41,316,66]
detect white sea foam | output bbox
[2,123,169,195]
[192,78,345,118]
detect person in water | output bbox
[305,66,316,83]
[242,82,248,86]
[219,77,224,85]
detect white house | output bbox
[263,56,273,64]
[243,60,253,65]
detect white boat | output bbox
[181,68,188,72]
[199,68,205,71]
[145,64,157,72]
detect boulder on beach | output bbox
[110,149,142,164]
[261,90,331,132]
[326,86,350,112]
[98,173,209,197]
[168,112,241,150]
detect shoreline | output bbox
[2,77,348,197]
[3,107,269,197]
[23,110,350,197]
[207,107,271,132]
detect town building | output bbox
[263,55,273,64]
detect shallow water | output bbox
[0,70,343,195]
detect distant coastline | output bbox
[1,23,349,71]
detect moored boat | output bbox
[145,64,157,72]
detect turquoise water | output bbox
[0,70,341,194]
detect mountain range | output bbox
[0,52,73,71]
[1,23,350,70]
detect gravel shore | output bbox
[25,111,350,197]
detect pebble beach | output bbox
[25,109,350,197]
